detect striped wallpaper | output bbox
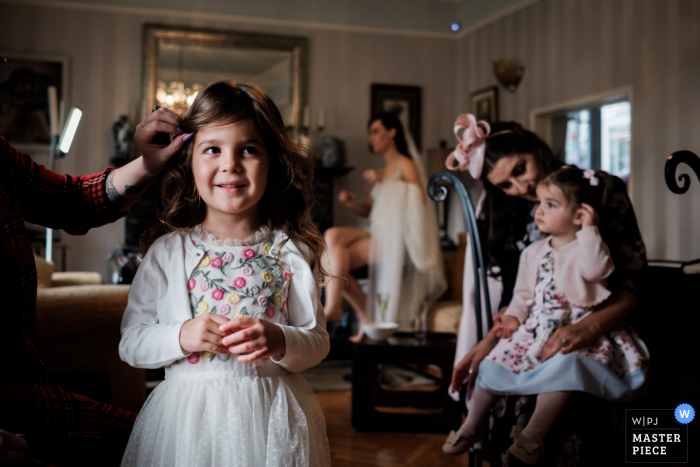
[455,0,700,261]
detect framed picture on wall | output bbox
[370,84,422,150]
[469,85,498,124]
[0,53,69,153]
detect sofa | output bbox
[35,261,145,413]
[425,233,466,335]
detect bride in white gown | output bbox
[322,112,446,340]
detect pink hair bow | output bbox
[445,113,491,178]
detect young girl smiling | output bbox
[119,81,330,467]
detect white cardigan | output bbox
[119,229,330,373]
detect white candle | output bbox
[317,108,324,129]
[47,86,58,136]
[286,106,295,127]
[303,106,310,129]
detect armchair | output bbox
[35,271,145,413]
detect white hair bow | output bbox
[583,169,599,186]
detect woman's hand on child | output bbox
[219,318,286,362]
[541,320,598,362]
[450,336,495,394]
[493,315,519,338]
[179,313,232,355]
[134,107,188,177]
[578,203,599,228]
[338,190,357,208]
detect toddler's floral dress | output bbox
[121,225,329,467]
[476,251,649,401]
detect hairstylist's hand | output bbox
[338,190,357,209]
[494,314,519,338]
[0,429,28,463]
[541,320,598,362]
[134,107,188,176]
[179,313,232,355]
[578,203,599,228]
[219,317,286,362]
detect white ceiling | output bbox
[22,0,536,36]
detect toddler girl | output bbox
[119,81,330,467]
[443,167,648,464]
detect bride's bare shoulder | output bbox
[400,156,421,184]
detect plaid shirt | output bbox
[0,137,137,466]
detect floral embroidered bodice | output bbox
[174,225,292,366]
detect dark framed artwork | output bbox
[370,84,422,150]
[0,53,69,153]
[469,85,498,124]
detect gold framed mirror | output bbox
[142,24,308,134]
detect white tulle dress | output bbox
[119,226,330,467]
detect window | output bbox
[564,109,591,169]
[600,101,631,178]
[532,90,632,181]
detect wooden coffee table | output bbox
[351,332,461,433]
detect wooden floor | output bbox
[316,391,488,467]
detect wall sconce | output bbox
[493,59,525,92]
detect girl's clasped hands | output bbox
[179,313,286,362]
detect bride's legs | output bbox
[342,274,366,319]
[322,227,370,323]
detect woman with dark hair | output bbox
[322,112,445,340]
[447,115,646,465]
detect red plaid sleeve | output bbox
[8,382,137,467]
[1,137,125,235]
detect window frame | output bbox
[530,86,633,189]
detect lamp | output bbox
[46,85,82,262]
[493,59,525,92]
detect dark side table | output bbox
[351,332,461,433]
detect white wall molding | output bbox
[1,0,543,40]
[455,0,542,39]
[529,85,633,131]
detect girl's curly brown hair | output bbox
[140,80,328,279]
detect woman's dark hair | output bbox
[542,166,614,217]
[368,112,411,158]
[140,80,328,280]
[479,121,563,274]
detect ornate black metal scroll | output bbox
[428,172,493,341]
[665,150,700,194]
